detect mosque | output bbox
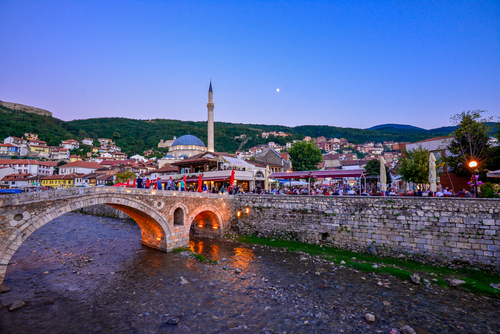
[158,82,215,166]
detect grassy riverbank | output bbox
[233,235,500,298]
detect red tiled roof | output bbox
[0,143,17,147]
[60,161,101,169]
[2,173,32,181]
[342,160,359,166]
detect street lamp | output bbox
[468,160,478,197]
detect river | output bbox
[1,212,499,333]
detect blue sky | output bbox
[1,0,499,129]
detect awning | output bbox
[270,171,311,179]
[309,170,365,178]
[487,170,500,178]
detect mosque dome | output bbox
[172,135,205,147]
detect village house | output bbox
[61,139,80,150]
[59,161,102,175]
[82,138,94,146]
[0,159,56,176]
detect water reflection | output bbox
[232,247,255,270]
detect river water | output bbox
[1,213,499,333]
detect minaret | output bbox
[207,81,215,152]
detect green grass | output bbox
[234,235,500,298]
[172,247,217,263]
[172,247,191,253]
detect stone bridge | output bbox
[0,187,234,284]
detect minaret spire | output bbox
[207,81,215,152]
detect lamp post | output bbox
[468,160,478,197]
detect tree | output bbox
[364,159,392,184]
[444,110,492,176]
[289,141,322,171]
[397,147,429,185]
[115,171,137,183]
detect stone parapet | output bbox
[232,195,500,269]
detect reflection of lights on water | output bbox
[210,244,219,257]
[233,247,255,270]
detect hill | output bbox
[3,104,493,156]
[367,124,426,131]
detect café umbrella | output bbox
[198,174,203,192]
[230,169,235,186]
[126,179,130,188]
[132,179,136,188]
[429,152,437,193]
[380,157,387,193]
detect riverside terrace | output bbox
[0,189,499,284]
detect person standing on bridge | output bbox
[145,178,150,189]
[137,176,143,188]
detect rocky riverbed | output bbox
[1,212,499,333]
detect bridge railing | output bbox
[0,186,232,207]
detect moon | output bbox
[276,88,280,92]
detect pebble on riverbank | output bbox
[0,284,11,294]
[8,300,25,311]
[365,313,375,322]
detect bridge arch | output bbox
[188,205,224,237]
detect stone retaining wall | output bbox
[232,195,500,268]
[78,204,131,219]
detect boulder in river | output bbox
[401,325,417,334]
[8,300,25,311]
[410,274,421,285]
[365,313,375,322]
[449,279,465,287]
[0,284,11,294]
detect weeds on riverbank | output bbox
[173,247,217,264]
[234,235,500,298]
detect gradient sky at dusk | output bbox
[1,0,499,129]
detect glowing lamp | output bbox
[198,224,203,228]
[237,211,242,217]
[468,161,478,168]
[156,237,161,241]
[245,207,250,214]
[126,190,131,193]
[151,191,156,195]
[213,226,218,230]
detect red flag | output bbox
[126,179,130,188]
[230,169,235,186]
[132,179,136,188]
[198,174,203,192]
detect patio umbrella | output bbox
[113,182,127,187]
[126,179,130,188]
[380,157,387,193]
[230,169,235,186]
[132,179,136,188]
[198,174,203,192]
[429,152,437,193]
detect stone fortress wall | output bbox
[0,100,52,117]
[232,195,500,268]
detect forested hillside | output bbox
[0,105,476,156]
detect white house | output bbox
[59,161,102,175]
[82,138,94,146]
[0,159,55,176]
[50,148,70,160]
[61,139,80,150]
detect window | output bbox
[173,208,184,226]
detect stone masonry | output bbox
[232,195,500,269]
[0,187,233,284]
